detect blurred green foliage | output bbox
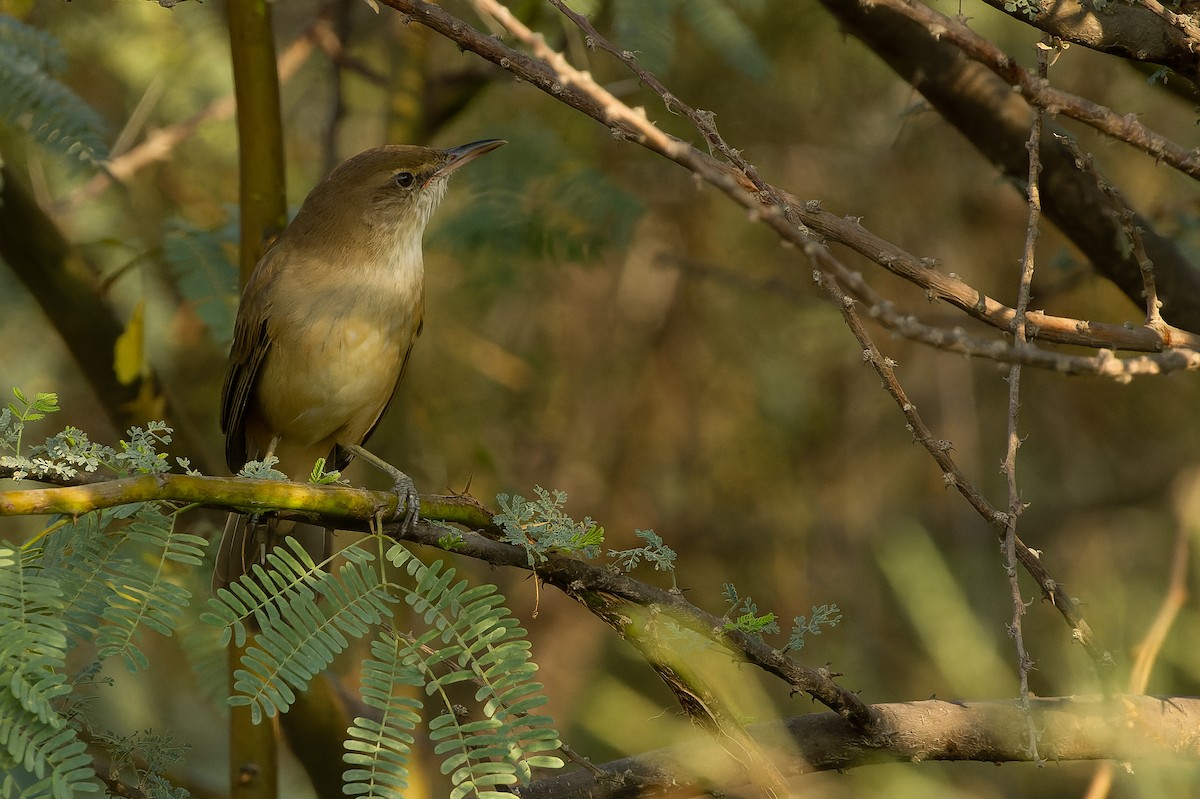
[0,15,107,167]
[2,0,1200,796]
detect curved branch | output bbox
[519,696,1200,798]
[0,471,876,732]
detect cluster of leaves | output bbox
[1,393,203,797]
[0,15,107,168]
[162,213,240,345]
[494,489,841,652]
[203,538,563,798]
[608,529,678,585]
[1,389,177,481]
[493,486,677,581]
[86,728,190,799]
[3,392,565,797]
[494,486,606,566]
[722,583,842,653]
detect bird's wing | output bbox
[220,247,282,473]
[331,310,424,472]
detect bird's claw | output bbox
[391,472,420,534]
[343,443,420,534]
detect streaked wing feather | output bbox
[220,248,282,472]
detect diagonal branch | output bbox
[878,0,1200,180]
[384,0,1200,346]
[819,0,1200,333]
[380,0,1126,687]
[0,472,877,732]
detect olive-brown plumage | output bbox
[214,139,505,590]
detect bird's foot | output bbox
[388,471,420,534]
[344,444,420,534]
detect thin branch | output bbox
[823,259,1200,377]
[877,0,1200,180]
[812,266,1117,690]
[1000,36,1053,764]
[385,0,1200,351]
[820,0,1200,333]
[1054,133,1165,329]
[385,0,1122,689]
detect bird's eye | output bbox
[393,171,416,188]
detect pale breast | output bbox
[254,304,416,453]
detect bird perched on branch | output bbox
[214,139,506,591]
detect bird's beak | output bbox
[434,139,507,179]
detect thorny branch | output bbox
[1054,134,1166,330]
[379,0,1124,688]
[875,0,1200,180]
[384,0,1200,363]
[0,469,877,731]
[999,35,1053,764]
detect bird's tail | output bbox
[212,513,330,594]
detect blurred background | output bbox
[2,0,1199,795]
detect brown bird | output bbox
[214,139,506,590]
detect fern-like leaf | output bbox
[223,544,398,723]
[387,545,563,796]
[0,16,108,167]
[0,673,99,798]
[0,544,99,791]
[40,511,129,643]
[201,536,322,648]
[93,505,204,671]
[0,546,70,725]
[342,633,425,799]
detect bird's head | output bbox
[288,139,507,249]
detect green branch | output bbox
[0,472,495,534]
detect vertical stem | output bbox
[226,1,287,795]
[228,641,278,799]
[228,0,288,282]
[1002,36,1052,763]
